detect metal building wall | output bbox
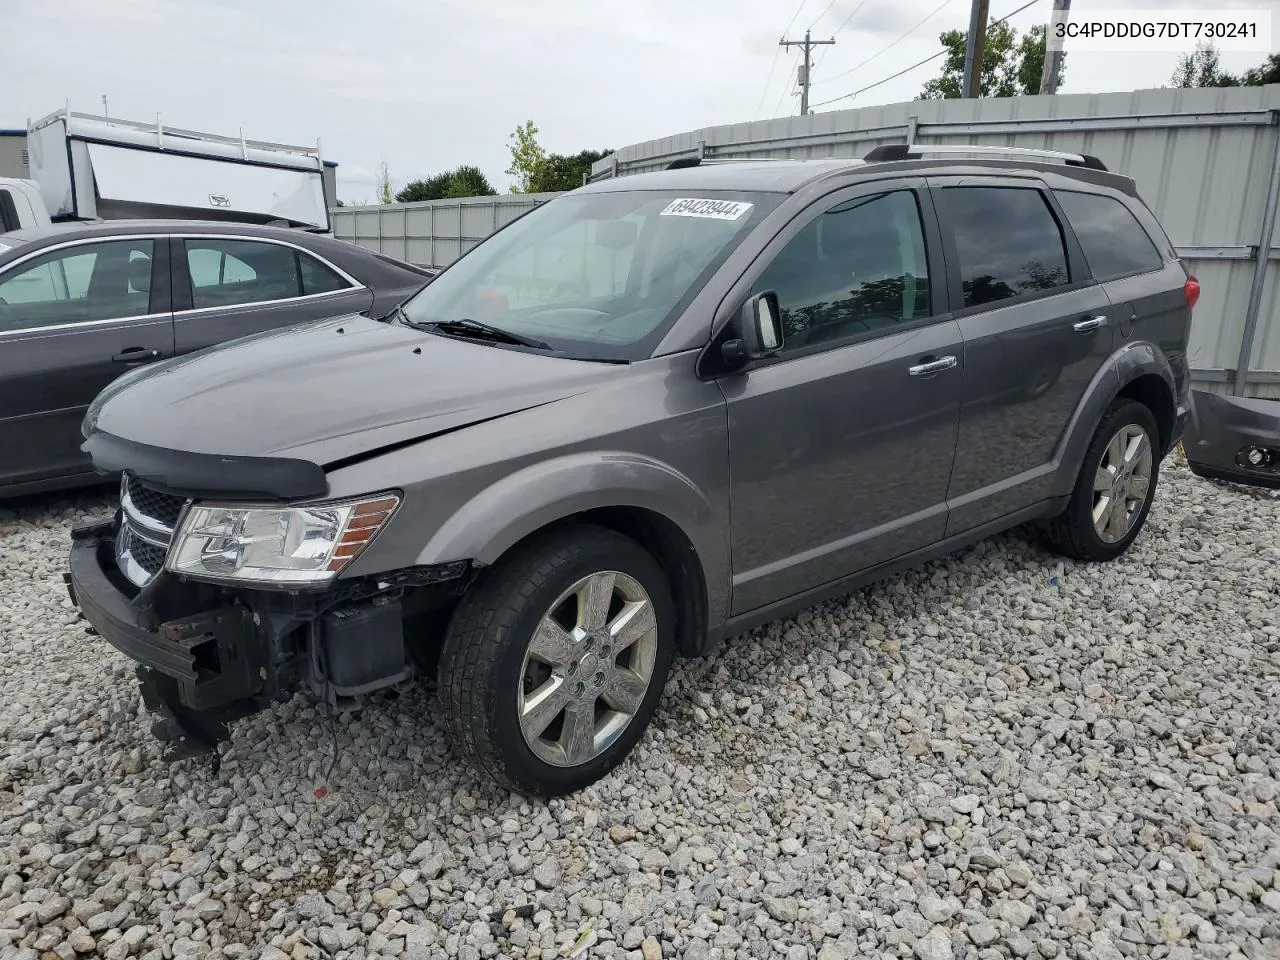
[331,193,559,270]
[588,86,1280,399]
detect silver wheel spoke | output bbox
[578,572,615,631]
[560,701,597,765]
[528,618,575,669]
[521,677,571,739]
[1108,496,1128,539]
[1092,494,1111,529]
[1124,430,1149,468]
[603,670,648,715]
[1129,475,1150,503]
[609,598,656,652]
[1106,432,1126,470]
[1094,466,1113,493]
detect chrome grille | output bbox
[116,473,188,587]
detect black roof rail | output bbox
[664,156,793,170]
[864,142,1108,171]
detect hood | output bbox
[88,315,618,468]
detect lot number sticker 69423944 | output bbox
[659,198,754,220]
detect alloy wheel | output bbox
[1092,423,1154,544]
[517,570,659,767]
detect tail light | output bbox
[1185,275,1201,311]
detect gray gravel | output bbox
[1,458,1278,960]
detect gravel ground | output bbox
[1,458,1278,960]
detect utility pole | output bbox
[101,95,109,117]
[780,28,835,115]
[1039,0,1071,94]
[961,0,991,98]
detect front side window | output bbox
[397,189,781,361]
[1054,190,1164,281]
[0,239,155,332]
[753,190,933,352]
[938,186,1071,309]
[183,238,322,309]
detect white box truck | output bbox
[1,106,333,233]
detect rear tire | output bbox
[1045,398,1161,562]
[436,524,675,796]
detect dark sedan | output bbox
[0,220,433,496]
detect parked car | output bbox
[1183,389,1280,489]
[66,145,1195,795]
[0,220,433,496]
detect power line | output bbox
[813,0,957,85]
[808,0,839,30]
[772,62,798,117]
[811,0,1043,107]
[813,0,872,71]
[757,0,812,120]
[782,0,811,36]
[756,45,785,114]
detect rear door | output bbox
[1052,187,1189,404]
[172,235,372,353]
[0,236,173,488]
[931,176,1116,534]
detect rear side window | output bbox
[298,254,350,295]
[1054,190,1164,281]
[938,186,1071,309]
[185,238,301,309]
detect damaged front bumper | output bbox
[66,516,469,756]
[1183,389,1280,490]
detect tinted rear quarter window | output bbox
[1054,190,1164,281]
[938,186,1071,309]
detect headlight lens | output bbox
[166,493,400,586]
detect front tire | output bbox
[1045,398,1161,562]
[437,524,675,796]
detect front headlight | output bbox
[166,492,400,586]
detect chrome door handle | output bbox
[908,355,958,377]
[1073,316,1108,333]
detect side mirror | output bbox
[721,292,783,369]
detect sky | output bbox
[3,0,1277,204]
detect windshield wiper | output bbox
[406,316,551,350]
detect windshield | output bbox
[396,188,782,361]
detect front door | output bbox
[172,236,372,353]
[929,178,1116,533]
[0,236,173,490]
[720,182,965,615]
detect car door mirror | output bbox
[721,292,784,369]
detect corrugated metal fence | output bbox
[587,86,1280,399]
[331,192,559,271]
[331,87,1280,398]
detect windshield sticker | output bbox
[659,198,754,221]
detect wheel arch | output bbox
[1050,341,1177,500]
[416,452,724,656]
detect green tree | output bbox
[505,120,547,193]
[375,160,394,205]
[1241,53,1280,86]
[1171,41,1240,87]
[920,22,1060,99]
[528,149,611,193]
[395,165,496,203]
[442,165,496,198]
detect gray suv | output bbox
[66,144,1195,796]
